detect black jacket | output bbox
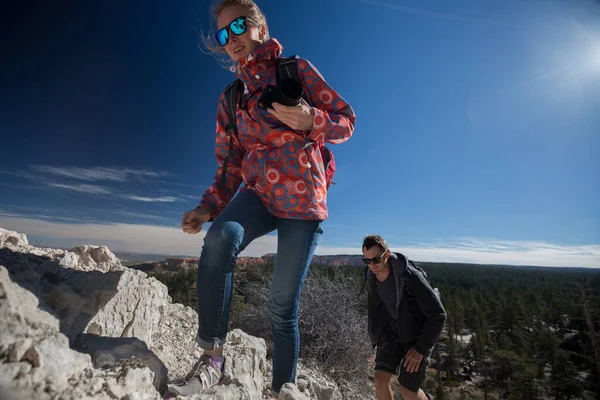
[367,252,446,356]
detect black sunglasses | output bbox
[215,16,247,47]
[362,250,387,266]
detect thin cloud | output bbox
[156,189,200,201]
[0,211,24,218]
[0,169,39,180]
[393,237,600,268]
[46,183,113,195]
[103,209,173,221]
[122,195,181,203]
[0,210,93,223]
[4,166,200,202]
[1,216,598,267]
[0,205,174,224]
[358,0,521,28]
[43,182,183,202]
[30,165,168,182]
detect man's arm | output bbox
[408,270,447,356]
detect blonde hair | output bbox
[199,0,270,70]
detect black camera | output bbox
[257,78,304,110]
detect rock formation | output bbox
[0,227,347,400]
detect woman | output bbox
[167,0,355,397]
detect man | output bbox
[362,235,446,400]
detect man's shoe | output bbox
[163,355,226,399]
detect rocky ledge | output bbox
[0,227,344,400]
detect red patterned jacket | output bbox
[199,38,355,220]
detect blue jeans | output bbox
[195,189,323,393]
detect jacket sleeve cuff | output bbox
[306,108,328,142]
[197,199,218,222]
[414,342,433,357]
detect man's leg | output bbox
[267,217,323,396]
[374,370,394,400]
[196,190,276,353]
[373,325,403,400]
[398,386,429,400]
[397,344,432,400]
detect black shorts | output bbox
[374,325,430,393]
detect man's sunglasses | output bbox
[215,16,247,47]
[362,251,387,266]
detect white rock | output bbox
[153,302,202,381]
[1,226,354,400]
[0,265,162,400]
[0,227,29,249]
[295,364,343,400]
[279,383,310,400]
[66,245,123,272]
[73,333,168,393]
[58,251,80,270]
[0,266,58,330]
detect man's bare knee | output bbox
[374,370,394,400]
[374,370,392,387]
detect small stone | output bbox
[21,346,41,368]
[89,377,104,392]
[279,383,310,400]
[9,338,32,362]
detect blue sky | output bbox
[1,0,599,267]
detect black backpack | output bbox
[404,260,435,328]
[218,56,336,190]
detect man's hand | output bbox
[267,98,314,131]
[403,348,424,373]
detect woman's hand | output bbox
[181,207,212,234]
[267,98,314,131]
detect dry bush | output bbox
[230,262,373,397]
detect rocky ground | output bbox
[0,227,350,400]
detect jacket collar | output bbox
[233,38,283,91]
[367,252,408,282]
[367,252,409,306]
[388,252,408,275]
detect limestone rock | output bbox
[0,227,359,400]
[279,383,310,400]
[0,228,28,249]
[295,364,343,400]
[169,329,267,400]
[63,245,123,272]
[153,302,202,380]
[0,235,198,382]
[0,265,161,400]
[73,333,168,394]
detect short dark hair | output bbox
[362,235,388,252]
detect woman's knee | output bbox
[202,221,243,260]
[267,295,297,327]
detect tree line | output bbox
[150,261,600,399]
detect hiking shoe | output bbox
[163,355,226,399]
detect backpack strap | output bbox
[219,79,243,189]
[276,55,336,187]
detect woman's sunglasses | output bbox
[215,16,247,47]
